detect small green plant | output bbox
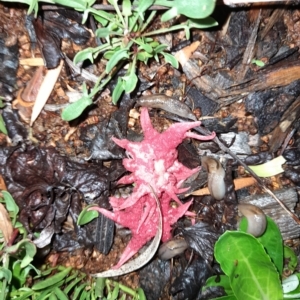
[61,0,218,121]
[202,216,300,300]
[0,0,217,120]
[0,191,146,299]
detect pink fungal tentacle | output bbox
[185,131,216,140]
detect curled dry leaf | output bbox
[175,41,200,67]
[0,202,13,244]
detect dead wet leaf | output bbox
[0,202,13,244]
[30,60,64,126]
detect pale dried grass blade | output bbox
[0,202,13,244]
[30,60,64,126]
[19,57,44,66]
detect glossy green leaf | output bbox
[106,49,129,73]
[0,114,7,135]
[77,206,99,225]
[32,267,72,291]
[112,77,125,105]
[257,217,283,275]
[162,52,179,68]
[61,96,93,121]
[284,245,298,274]
[215,231,283,300]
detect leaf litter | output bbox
[0,2,300,300]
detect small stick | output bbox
[187,177,257,197]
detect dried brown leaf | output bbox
[175,41,200,67]
[0,202,13,244]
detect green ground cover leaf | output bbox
[215,231,283,300]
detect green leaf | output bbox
[257,217,283,275]
[64,274,85,294]
[53,287,68,300]
[123,70,138,94]
[283,273,300,298]
[106,49,129,73]
[73,48,95,65]
[136,288,146,300]
[215,231,283,300]
[122,0,132,17]
[94,278,106,298]
[251,59,265,67]
[0,267,12,283]
[49,292,57,300]
[5,239,37,268]
[20,241,37,268]
[134,0,154,18]
[284,245,298,275]
[1,190,19,223]
[0,115,7,135]
[73,283,88,300]
[136,51,152,62]
[160,0,216,22]
[154,44,168,54]
[0,97,5,108]
[77,206,99,225]
[32,267,72,291]
[61,96,93,121]
[161,52,179,68]
[203,275,233,296]
[111,282,119,300]
[95,27,111,39]
[112,77,125,105]
[187,17,219,29]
